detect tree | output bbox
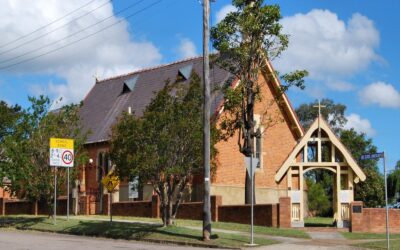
[340,129,384,207]
[0,96,87,214]
[296,99,347,132]
[306,178,331,216]
[110,73,219,226]
[0,101,21,165]
[211,0,307,204]
[387,160,400,202]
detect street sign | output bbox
[245,157,259,178]
[102,172,120,193]
[50,138,74,167]
[360,152,384,161]
[129,177,139,199]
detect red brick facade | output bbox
[213,74,298,189]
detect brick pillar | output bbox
[350,201,363,232]
[279,197,291,228]
[103,194,110,216]
[271,204,278,227]
[79,196,90,215]
[0,198,5,216]
[211,195,222,222]
[151,195,160,218]
[31,200,38,216]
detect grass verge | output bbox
[354,239,400,249]
[304,217,333,227]
[0,216,277,248]
[76,215,309,239]
[341,232,400,240]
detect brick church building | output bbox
[77,56,365,227]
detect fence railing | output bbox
[341,203,350,220]
[291,203,300,221]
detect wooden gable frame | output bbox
[275,116,366,182]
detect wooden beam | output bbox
[299,165,304,222]
[289,162,348,167]
[336,165,341,222]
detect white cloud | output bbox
[216,4,237,23]
[176,38,197,59]
[276,9,380,92]
[344,113,376,136]
[326,80,354,92]
[0,0,162,105]
[359,81,400,108]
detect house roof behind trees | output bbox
[79,56,233,144]
[79,56,304,145]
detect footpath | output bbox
[70,216,375,249]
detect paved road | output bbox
[0,230,218,250]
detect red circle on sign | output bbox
[62,150,74,165]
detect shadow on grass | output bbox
[1,217,239,246]
[0,216,47,228]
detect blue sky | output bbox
[0,0,399,169]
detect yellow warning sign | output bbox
[50,138,74,149]
[102,172,120,193]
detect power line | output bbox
[0,0,163,71]
[0,0,99,50]
[0,0,146,65]
[0,0,112,57]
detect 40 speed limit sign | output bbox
[50,138,74,167]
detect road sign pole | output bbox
[383,152,390,250]
[67,166,70,221]
[110,192,113,223]
[250,156,254,245]
[54,166,57,225]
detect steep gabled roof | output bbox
[79,56,232,144]
[275,117,366,182]
[79,56,305,144]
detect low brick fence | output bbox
[351,201,400,233]
[0,197,70,216]
[1,194,292,228]
[100,194,291,228]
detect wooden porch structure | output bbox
[275,116,366,228]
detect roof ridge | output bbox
[97,55,203,83]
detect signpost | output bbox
[50,138,74,224]
[360,152,389,250]
[245,156,259,246]
[102,172,119,223]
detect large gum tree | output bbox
[211,0,308,203]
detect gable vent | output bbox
[178,64,193,81]
[122,75,139,94]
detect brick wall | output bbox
[5,200,32,215]
[351,201,400,233]
[0,197,71,216]
[0,195,293,229]
[175,202,203,220]
[111,200,152,217]
[218,203,278,227]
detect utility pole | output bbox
[202,0,211,241]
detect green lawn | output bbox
[355,239,400,249]
[341,232,400,240]
[76,215,310,239]
[304,217,333,227]
[0,216,277,248]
